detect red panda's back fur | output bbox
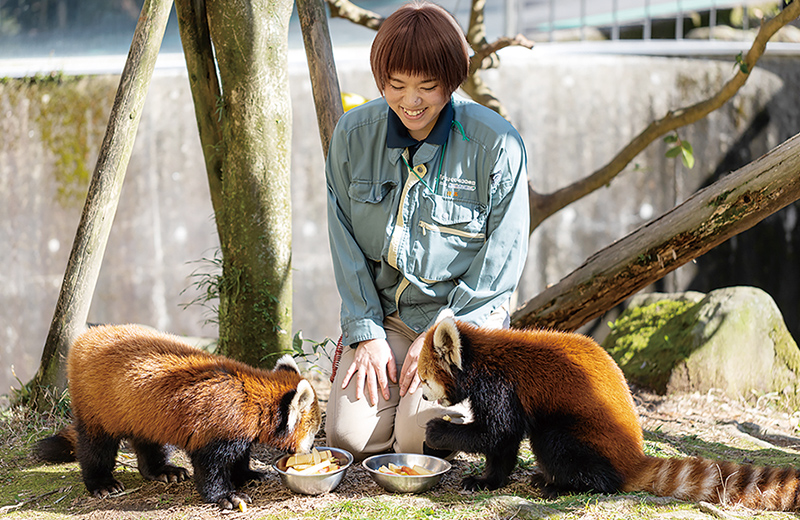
[456,325,645,483]
[67,324,318,453]
[423,319,800,511]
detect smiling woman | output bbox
[383,72,449,141]
[323,1,530,463]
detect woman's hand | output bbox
[341,338,397,406]
[399,333,426,397]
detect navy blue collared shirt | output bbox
[386,101,455,161]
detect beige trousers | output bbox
[325,307,509,461]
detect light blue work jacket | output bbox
[326,95,530,346]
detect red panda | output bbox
[418,310,800,511]
[36,324,321,510]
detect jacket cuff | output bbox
[341,317,386,347]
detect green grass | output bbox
[4,404,800,519]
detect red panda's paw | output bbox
[148,464,190,484]
[89,478,125,498]
[530,467,560,499]
[425,418,453,449]
[217,492,252,511]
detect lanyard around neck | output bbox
[399,119,469,194]
[401,140,447,194]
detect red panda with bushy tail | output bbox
[36,324,321,510]
[418,310,800,511]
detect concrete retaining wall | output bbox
[2,46,799,395]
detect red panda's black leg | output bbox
[189,439,254,509]
[230,445,268,488]
[463,439,519,491]
[130,439,190,483]
[426,417,522,491]
[74,419,123,498]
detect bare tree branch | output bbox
[529,0,800,231]
[174,0,224,224]
[326,0,383,30]
[469,34,534,75]
[460,71,508,119]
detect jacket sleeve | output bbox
[325,125,387,346]
[445,130,529,327]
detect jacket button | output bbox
[414,165,427,176]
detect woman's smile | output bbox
[384,72,448,141]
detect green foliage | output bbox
[180,250,223,327]
[735,51,750,74]
[262,331,337,377]
[7,367,70,416]
[663,132,695,169]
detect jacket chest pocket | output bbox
[348,180,397,261]
[411,194,487,281]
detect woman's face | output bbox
[383,71,449,141]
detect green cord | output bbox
[401,120,467,194]
[452,119,470,141]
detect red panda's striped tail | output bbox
[627,455,800,511]
[35,424,78,463]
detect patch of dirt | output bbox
[13,378,800,519]
[634,386,800,451]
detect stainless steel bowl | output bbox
[274,447,353,495]
[362,453,451,493]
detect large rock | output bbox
[602,286,800,398]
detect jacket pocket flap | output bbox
[348,180,397,204]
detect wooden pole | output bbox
[296,0,343,157]
[30,0,174,409]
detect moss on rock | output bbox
[603,287,800,400]
[603,299,699,393]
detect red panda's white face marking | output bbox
[287,379,321,453]
[420,376,450,405]
[419,313,462,406]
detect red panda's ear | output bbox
[433,315,462,372]
[274,354,300,374]
[288,379,317,428]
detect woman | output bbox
[325,1,529,460]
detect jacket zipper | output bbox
[419,221,485,240]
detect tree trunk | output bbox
[512,131,800,332]
[29,0,173,410]
[203,0,294,367]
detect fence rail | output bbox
[506,0,793,44]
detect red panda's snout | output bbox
[420,379,451,406]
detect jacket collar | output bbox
[386,100,454,148]
[386,100,453,165]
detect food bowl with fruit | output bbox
[362,453,451,493]
[274,447,353,495]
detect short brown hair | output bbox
[370,2,469,96]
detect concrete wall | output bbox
[2,46,799,396]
